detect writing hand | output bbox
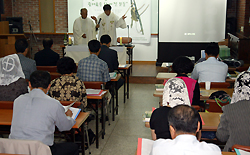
[122,15,127,20]
[65,109,73,117]
[82,34,86,38]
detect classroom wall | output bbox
[2,0,244,61]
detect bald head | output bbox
[80,8,88,19]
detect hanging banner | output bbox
[82,0,151,43]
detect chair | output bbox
[49,72,61,81]
[0,101,14,109]
[37,66,57,73]
[0,138,51,155]
[205,99,229,113]
[232,144,250,152]
[199,82,230,88]
[84,81,104,89]
[117,37,132,44]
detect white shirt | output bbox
[97,12,126,45]
[150,135,221,155]
[191,57,228,83]
[9,89,75,146]
[73,17,97,45]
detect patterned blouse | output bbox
[49,75,87,107]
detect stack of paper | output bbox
[137,138,154,155]
[86,89,103,96]
[63,102,81,120]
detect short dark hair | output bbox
[15,39,28,53]
[88,40,101,53]
[168,105,199,134]
[172,56,194,74]
[43,38,53,49]
[205,42,219,57]
[30,70,51,89]
[103,4,111,11]
[100,35,111,44]
[57,57,76,74]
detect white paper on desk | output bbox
[86,89,102,95]
[63,106,81,120]
[137,138,154,155]
[119,64,127,68]
[109,72,117,79]
[235,148,250,155]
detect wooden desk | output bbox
[126,45,135,67]
[199,112,222,131]
[110,74,121,121]
[118,64,132,103]
[87,90,108,148]
[156,72,177,80]
[0,109,89,155]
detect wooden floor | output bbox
[129,63,169,84]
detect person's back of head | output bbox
[205,42,219,57]
[103,4,111,11]
[43,38,53,49]
[172,56,194,74]
[88,40,101,53]
[30,70,51,89]
[57,57,77,75]
[15,39,28,53]
[168,105,199,136]
[100,35,111,45]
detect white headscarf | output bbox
[231,71,250,104]
[0,54,25,86]
[162,78,191,107]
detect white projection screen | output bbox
[159,0,227,42]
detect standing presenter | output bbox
[73,8,99,45]
[97,4,127,45]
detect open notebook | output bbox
[62,102,81,120]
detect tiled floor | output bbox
[86,83,159,155]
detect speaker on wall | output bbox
[6,17,23,34]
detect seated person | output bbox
[0,54,28,101]
[171,56,200,106]
[216,71,250,152]
[16,38,37,80]
[34,38,60,66]
[150,77,202,140]
[49,57,87,108]
[98,34,124,89]
[9,70,79,155]
[150,105,221,155]
[191,42,228,83]
[76,40,110,83]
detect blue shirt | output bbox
[9,89,75,146]
[191,57,228,83]
[76,54,111,82]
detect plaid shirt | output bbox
[76,54,110,82]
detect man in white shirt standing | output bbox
[97,4,127,45]
[150,105,221,155]
[73,8,99,45]
[191,43,228,83]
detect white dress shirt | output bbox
[191,57,228,83]
[9,89,75,146]
[150,134,221,155]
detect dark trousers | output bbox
[49,142,79,155]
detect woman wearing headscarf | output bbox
[49,57,87,108]
[216,71,250,152]
[0,54,28,101]
[150,77,202,140]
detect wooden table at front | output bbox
[118,64,132,103]
[0,109,89,155]
[87,90,108,148]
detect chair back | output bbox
[117,37,132,44]
[199,82,230,88]
[0,138,52,155]
[232,144,250,152]
[60,101,81,108]
[50,72,61,81]
[37,66,57,73]
[205,99,229,113]
[84,81,103,89]
[0,101,14,109]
